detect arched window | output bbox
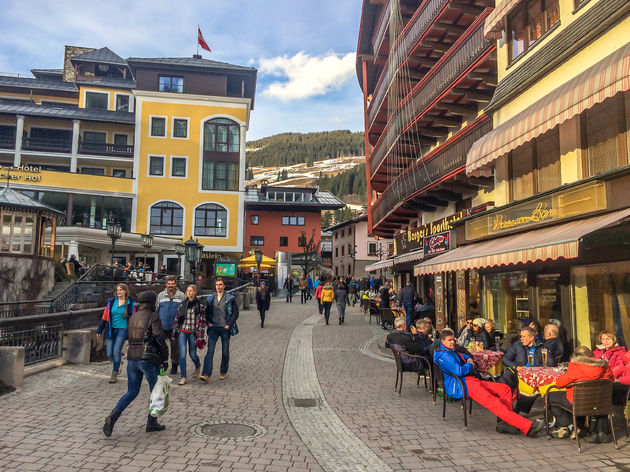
[203,118,240,152]
[150,201,183,235]
[194,203,227,237]
[202,119,240,191]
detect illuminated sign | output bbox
[215,263,236,277]
[395,212,464,255]
[423,231,450,255]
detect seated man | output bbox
[549,346,614,442]
[466,318,491,350]
[502,326,548,390]
[409,319,432,358]
[543,323,564,363]
[385,317,423,373]
[434,329,545,437]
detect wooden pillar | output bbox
[435,272,445,330]
[456,270,467,330]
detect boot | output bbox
[103,408,122,437]
[109,372,118,384]
[146,414,165,433]
[170,363,178,375]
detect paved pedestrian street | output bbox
[1,301,629,472]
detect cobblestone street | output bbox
[1,300,629,471]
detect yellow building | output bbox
[0,46,257,280]
[413,0,630,348]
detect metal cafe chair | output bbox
[390,346,432,396]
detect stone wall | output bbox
[0,256,55,302]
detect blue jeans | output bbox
[115,359,159,412]
[178,331,200,378]
[202,326,230,377]
[403,302,414,331]
[106,328,127,373]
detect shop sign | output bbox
[0,164,42,182]
[423,231,450,255]
[215,263,236,277]
[395,211,465,255]
[201,252,224,260]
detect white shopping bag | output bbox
[149,371,172,417]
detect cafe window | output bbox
[158,76,183,93]
[251,235,264,246]
[150,117,166,137]
[483,271,529,336]
[201,161,238,190]
[0,210,35,254]
[85,91,108,110]
[279,236,288,247]
[507,0,559,63]
[584,96,628,177]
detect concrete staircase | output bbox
[45,281,73,300]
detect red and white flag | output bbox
[198,26,212,52]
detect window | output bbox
[335,232,338,240]
[368,242,378,256]
[341,246,345,256]
[511,141,535,201]
[298,216,305,225]
[158,76,183,93]
[195,203,227,237]
[204,118,240,152]
[114,134,128,146]
[150,201,183,235]
[251,236,264,246]
[201,161,238,190]
[507,0,559,63]
[115,94,129,112]
[112,169,126,178]
[348,243,352,255]
[584,96,628,177]
[282,216,305,226]
[536,128,561,192]
[83,131,106,143]
[298,235,306,247]
[85,91,108,110]
[250,215,259,225]
[173,118,188,138]
[348,264,351,274]
[335,247,338,257]
[80,167,105,175]
[149,156,164,176]
[0,210,35,254]
[348,227,352,235]
[341,230,345,237]
[150,117,166,137]
[279,236,288,247]
[171,157,187,177]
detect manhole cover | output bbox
[289,397,320,407]
[190,421,266,441]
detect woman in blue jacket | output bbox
[97,283,135,383]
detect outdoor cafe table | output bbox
[470,350,504,372]
[517,366,567,396]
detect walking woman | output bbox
[174,285,205,385]
[321,282,335,325]
[256,280,271,328]
[103,290,168,437]
[96,283,135,383]
[335,281,349,325]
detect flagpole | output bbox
[196,24,199,56]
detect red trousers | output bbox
[465,377,533,435]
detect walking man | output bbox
[283,275,293,303]
[306,274,313,300]
[399,275,418,331]
[201,278,239,382]
[156,276,185,374]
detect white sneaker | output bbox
[178,378,187,385]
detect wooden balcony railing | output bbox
[0,135,15,149]
[22,137,72,153]
[370,19,493,179]
[78,141,133,157]
[371,118,492,227]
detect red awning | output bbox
[483,0,523,39]
[413,208,630,276]
[466,42,630,176]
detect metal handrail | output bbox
[0,307,101,327]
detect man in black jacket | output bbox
[385,318,424,373]
[501,326,548,389]
[543,323,564,362]
[398,276,418,331]
[283,276,293,303]
[409,319,432,358]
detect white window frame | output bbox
[149,115,168,138]
[170,155,188,179]
[112,168,127,178]
[114,92,131,112]
[147,154,166,177]
[147,199,186,237]
[171,116,189,139]
[193,202,230,238]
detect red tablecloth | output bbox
[517,367,566,390]
[470,350,504,371]
[391,306,405,313]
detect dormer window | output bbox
[85,91,108,110]
[159,76,183,93]
[507,0,559,63]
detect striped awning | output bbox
[393,249,425,266]
[413,208,630,276]
[466,42,630,176]
[483,0,523,39]
[365,258,394,272]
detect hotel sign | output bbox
[466,181,607,240]
[395,211,466,255]
[0,164,42,182]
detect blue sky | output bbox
[0,0,365,140]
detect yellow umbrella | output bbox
[240,254,276,265]
[238,262,275,269]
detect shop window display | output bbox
[484,271,529,338]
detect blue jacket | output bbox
[433,345,474,399]
[156,288,186,331]
[205,292,239,330]
[306,276,313,289]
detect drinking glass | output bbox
[495,336,501,350]
[527,352,534,367]
[541,348,548,366]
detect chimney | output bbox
[192,54,202,59]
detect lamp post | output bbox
[174,242,185,280]
[183,236,203,284]
[141,234,153,280]
[254,248,263,286]
[106,221,122,265]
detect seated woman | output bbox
[611,350,630,405]
[466,318,491,350]
[594,330,627,370]
[548,346,615,443]
[484,319,504,351]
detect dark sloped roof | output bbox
[0,185,64,215]
[0,75,77,92]
[71,47,127,65]
[127,56,256,72]
[30,68,64,79]
[244,188,345,210]
[75,77,136,89]
[324,213,368,232]
[0,101,134,124]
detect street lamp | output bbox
[141,234,153,279]
[254,248,263,286]
[174,242,185,280]
[183,236,203,284]
[106,221,122,265]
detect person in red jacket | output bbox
[548,346,614,443]
[593,330,627,370]
[611,350,630,405]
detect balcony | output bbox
[22,137,71,153]
[371,118,492,229]
[372,0,391,59]
[370,17,494,180]
[0,135,15,149]
[78,141,133,157]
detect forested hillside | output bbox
[246,130,364,167]
[318,164,367,204]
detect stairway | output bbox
[45,281,73,300]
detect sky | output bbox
[0,0,366,140]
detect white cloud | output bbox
[258,51,356,101]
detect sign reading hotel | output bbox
[423,231,450,255]
[395,211,465,255]
[0,164,42,182]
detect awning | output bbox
[393,249,425,266]
[365,258,394,272]
[414,208,630,276]
[466,42,630,176]
[483,0,523,39]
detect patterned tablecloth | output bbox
[470,350,504,371]
[517,366,567,395]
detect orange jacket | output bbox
[554,356,614,403]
